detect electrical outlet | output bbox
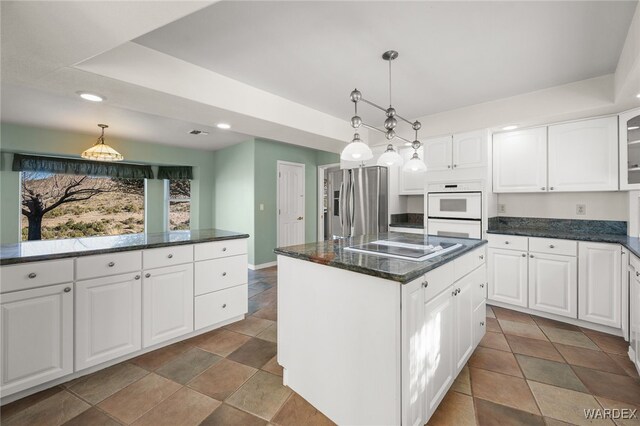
[576,204,586,215]
[498,204,506,214]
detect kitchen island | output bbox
[275,233,487,426]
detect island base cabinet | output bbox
[473,301,487,347]
[528,253,577,319]
[454,279,474,372]
[488,248,528,307]
[75,273,142,370]
[1,284,73,397]
[142,264,194,348]
[578,242,621,328]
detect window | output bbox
[21,172,145,241]
[167,179,190,231]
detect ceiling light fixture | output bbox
[636,93,640,99]
[347,50,425,171]
[217,123,231,129]
[78,92,104,102]
[629,126,640,131]
[502,125,518,131]
[377,144,403,167]
[341,133,373,161]
[81,124,123,162]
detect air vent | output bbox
[188,130,209,135]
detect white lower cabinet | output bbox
[528,252,577,318]
[142,264,194,348]
[578,242,622,328]
[401,278,426,426]
[1,283,73,396]
[454,277,474,372]
[75,273,142,370]
[631,262,640,372]
[473,301,487,347]
[488,248,528,307]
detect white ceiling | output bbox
[135,1,638,120]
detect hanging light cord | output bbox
[388,58,392,107]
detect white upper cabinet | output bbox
[548,116,618,192]
[493,127,547,193]
[620,107,640,190]
[453,131,485,169]
[399,146,425,195]
[424,136,453,171]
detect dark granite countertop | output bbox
[274,232,487,284]
[0,229,249,265]
[389,222,425,229]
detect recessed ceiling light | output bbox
[637,93,640,99]
[77,92,104,102]
[629,126,640,131]
[217,123,231,130]
[502,125,518,131]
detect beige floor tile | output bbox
[271,393,335,426]
[451,365,471,395]
[515,354,587,392]
[227,338,277,369]
[257,323,278,343]
[499,319,548,341]
[97,374,181,424]
[492,306,537,325]
[479,331,511,352]
[474,398,545,426]
[528,380,613,426]
[188,358,257,401]
[225,316,274,337]
[227,371,292,420]
[486,317,502,332]
[68,363,149,404]
[470,367,540,415]
[252,304,278,322]
[486,305,496,319]
[261,356,284,377]
[131,387,220,426]
[200,403,267,426]
[540,326,599,350]
[0,385,64,421]
[3,391,90,426]
[470,346,523,377]
[130,342,191,371]
[427,391,476,426]
[155,347,221,384]
[595,397,640,426]
[608,353,640,379]
[63,407,122,426]
[554,343,627,375]
[194,329,252,357]
[531,315,581,331]
[572,366,640,406]
[506,334,565,362]
[586,333,632,355]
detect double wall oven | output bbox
[427,182,483,239]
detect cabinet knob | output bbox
[530,254,534,258]
[108,261,115,267]
[453,164,457,168]
[504,241,510,245]
[480,321,485,326]
[64,287,71,293]
[521,253,526,257]
[422,281,428,288]
[457,288,461,293]
[480,283,485,288]
[145,273,151,278]
[222,303,227,308]
[167,254,173,259]
[549,245,555,249]
[550,187,554,190]
[479,255,484,260]
[222,247,227,252]
[222,272,227,277]
[135,275,141,280]
[27,272,37,279]
[452,290,457,296]
[636,271,639,277]
[541,187,546,191]
[447,165,451,169]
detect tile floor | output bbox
[1,267,638,426]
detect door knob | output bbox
[297,216,304,220]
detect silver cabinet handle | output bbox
[167,254,173,259]
[222,247,227,252]
[549,245,555,249]
[636,271,639,277]
[447,165,451,169]
[504,241,509,245]
[452,290,457,296]
[108,261,115,267]
[521,253,526,257]
[480,321,485,326]
[530,254,534,258]
[222,272,227,277]
[135,275,141,280]
[222,303,227,308]
[145,273,151,278]
[28,272,37,279]
[457,288,461,293]
[479,255,484,260]
[541,187,546,190]
[64,287,71,293]
[453,164,457,168]
[480,283,485,288]
[549,187,554,190]
[422,281,428,288]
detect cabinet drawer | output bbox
[423,261,455,302]
[389,227,424,235]
[76,251,142,280]
[195,284,248,330]
[194,239,248,261]
[0,259,74,293]
[453,246,486,281]
[195,255,248,296]
[143,245,193,270]
[487,234,528,251]
[529,237,576,256]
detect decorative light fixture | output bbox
[341,133,373,161]
[377,144,403,166]
[217,123,231,129]
[77,92,104,102]
[403,141,427,173]
[81,124,123,162]
[346,50,425,171]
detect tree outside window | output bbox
[168,179,190,231]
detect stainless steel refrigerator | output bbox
[326,166,388,238]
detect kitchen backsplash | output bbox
[390,213,424,225]
[488,216,627,235]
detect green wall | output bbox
[0,123,217,244]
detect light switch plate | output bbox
[498,204,506,214]
[576,204,586,215]
[259,203,265,211]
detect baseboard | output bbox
[249,261,277,270]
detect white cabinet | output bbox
[401,279,425,426]
[75,273,142,370]
[528,252,577,318]
[631,259,640,372]
[452,131,486,169]
[424,136,453,171]
[142,264,194,348]
[453,277,474,372]
[578,242,622,328]
[488,248,528,307]
[399,146,425,194]
[493,127,547,193]
[548,117,618,192]
[619,107,640,190]
[1,283,73,396]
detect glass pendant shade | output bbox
[403,152,426,173]
[341,133,373,161]
[377,144,403,167]
[81,124,124,162]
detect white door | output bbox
[454,277,474,372]
[401,279,425,426]
[1,283,73,397]
[424,136,452,171]
[453,131,485,169]
[528,253,577,318]
[424,287,455,421]
[399,147,425,194]
[493,127,548,193]
[278,161,305,247]
[142,264,194,348]
[76,273,142,370]
[578,242,622,328]
[488,248,528,307]
[548,117,618,192]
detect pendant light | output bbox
[402,140,427,173]
[341,132,373,161]
[81,124,123,162]
[377,144,403,167]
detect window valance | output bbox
[157,166,193,180]
[12,154,154,179]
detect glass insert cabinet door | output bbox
[621,107,640,189]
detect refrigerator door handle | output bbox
[349,176,355,235]
[338,182,344,228]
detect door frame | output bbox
[277,160,306,247]
[317,163,340,241]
